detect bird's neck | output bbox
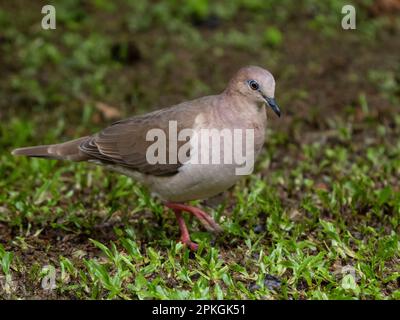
[218,91,266,124]
[214,91,267,157]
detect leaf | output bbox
[214,283,224,299]
[341,274,358,293]
[95,102,121,120]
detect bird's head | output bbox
[226,65,281,117]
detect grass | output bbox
[0,0,399,299]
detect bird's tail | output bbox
[12,136,90,162]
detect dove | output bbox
[12,65,281,250]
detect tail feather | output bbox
[12,136,90,161]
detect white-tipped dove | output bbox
[12,65,281,250]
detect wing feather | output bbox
[78,101,203,176]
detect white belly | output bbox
[147,162,242,202]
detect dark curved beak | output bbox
[264,96,281,117]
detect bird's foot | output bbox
[165,202,222,233]
[180,237,199,251]
[171,209,198,251]
[166,202,222,251]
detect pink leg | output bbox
[165,203,222,233]
[165,202,222,251]
[174,210,198,251]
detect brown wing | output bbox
[79,102,199,176]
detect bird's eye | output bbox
[248,80,259,90]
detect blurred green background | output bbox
[0,0,399,299]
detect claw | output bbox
[181,239,198,251]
